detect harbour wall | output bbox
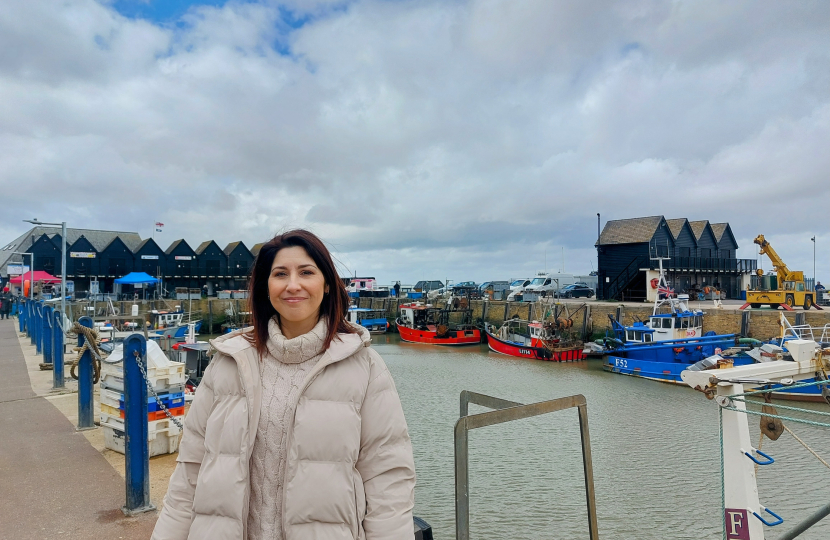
[70,297,830,341]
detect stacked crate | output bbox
[99,340,187,457]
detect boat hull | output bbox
[604,356,827,402]
[397,323,480,345]
[485,329,585,361]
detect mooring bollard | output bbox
[42,305,53,365]
[77,316,95,430]
[52,309,64,389]
[122,333,154,515]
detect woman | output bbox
[152,230,415,540]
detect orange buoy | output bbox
[650,278,659,289]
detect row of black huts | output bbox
[0,227,264,295]
[596,216,758,301]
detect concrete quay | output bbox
[0,319,173,539]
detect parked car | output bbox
[560,284,594,298]
[479,281,510,300]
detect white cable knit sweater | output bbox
[247,317,328,540]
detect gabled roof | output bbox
[710,223,739,249]
[251,243,265,256]
[195,240,222,255]
[224,241,251,256]
[134,238,163,253]
[0,226,142,275]
[101,236,134,253]
[688,220,710,241]
[710,223,727,243]
[665,218,689,240]
[165,239,195,255]
[597,216,664,246]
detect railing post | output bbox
[77,316,95,430]
[42,305,53,365]
[35,302,43,354]
[122,333,154,515]
[18,299,25,333]
[53,309,64,389]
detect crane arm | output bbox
[754,234,791,281]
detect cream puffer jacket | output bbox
[151,324,416,540]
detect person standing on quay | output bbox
[394,281,401,298]
[0,287,12,320]
[152,229,416,540]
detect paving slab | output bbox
[0,319,159,539]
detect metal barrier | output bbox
[454,390,599,540]
[76,316,95,430]
[42,305,53,365]
[35,302,42,351]
[122,333,154,515]
[52,309,64,389]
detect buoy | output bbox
[650,278,659,289]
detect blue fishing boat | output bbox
[601,257,740,383]
[347,306,389,334]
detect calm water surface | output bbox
[372,334,830,540]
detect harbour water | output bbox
[372,334,830,540]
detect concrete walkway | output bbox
[0,319,158,539]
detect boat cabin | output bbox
[647,312,703,340]
[149,309,184,329]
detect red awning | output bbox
[8,271,61,284]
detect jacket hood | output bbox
[210,321,371,364]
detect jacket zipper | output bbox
[279,352,334,539]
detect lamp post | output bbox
[10,252,34,302]
[811,236,816,288]
[24,219,66,323]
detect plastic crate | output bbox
[102,424,180,457]
[100,362,186,393]
[101,386,185,412]
[100,409,182,441]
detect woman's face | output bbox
[268,246,328,338]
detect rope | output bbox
[718,405,830,429]
[719,408,726,540]
[737,397,830,419]
[70,322,103,384]
[783,425,830,471]
[731,378,830,398]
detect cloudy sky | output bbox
[1,0,828,284]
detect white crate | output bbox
[100,362,186,393]
[100,411,182,457]
[102,425,180,457]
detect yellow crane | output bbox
[745,234,820,310]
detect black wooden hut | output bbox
[224,241,254,288]
[133,238,166,277]
[194,240,228,279]
[164,239,198,288]
[28,234,63,276]
[66,235,100,292]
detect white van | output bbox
[509,272,575,299]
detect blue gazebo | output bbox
[114,272,160,299]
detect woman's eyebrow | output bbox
[271,264,318,270]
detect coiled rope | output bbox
[70,322,104,384]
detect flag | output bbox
[156,228,163,232]
[155,222,164,227]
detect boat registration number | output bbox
[614,358,628,368]
[518,348,533,356]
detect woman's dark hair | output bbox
[246,229,355,357]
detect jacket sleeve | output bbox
[356,351,416,540]
[151,358,218,540]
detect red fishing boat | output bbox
[484,319,586,362]
[396,302,481,345]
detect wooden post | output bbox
[208,300,213,334]
[504,302,510,322]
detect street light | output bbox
[24,219,66,323]
[10,252,34,302]
[811,236,816,288]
